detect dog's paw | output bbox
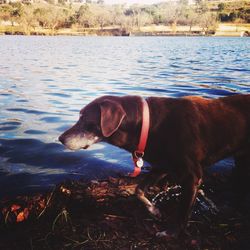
[148,205,162,220]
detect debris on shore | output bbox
[0,172,249,249]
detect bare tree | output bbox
[19,6,38,35]
[199,12,218,35]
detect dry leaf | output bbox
[16,208,29,223]
[11,204,21,212]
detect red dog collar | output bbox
[130,98,150,177]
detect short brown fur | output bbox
[59,94,250,236]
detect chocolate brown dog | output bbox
[59,94,250,236]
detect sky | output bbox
[105,0,164,5]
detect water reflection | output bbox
[0,138,131,197]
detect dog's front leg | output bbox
[135,171,167,219]
[136,187,161,218]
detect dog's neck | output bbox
[104,96,148,154]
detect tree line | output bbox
[0,0,249,35]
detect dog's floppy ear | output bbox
[100,99,126,137]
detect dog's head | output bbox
[59,96,126,150]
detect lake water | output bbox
[0,36,249,197]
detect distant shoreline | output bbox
[1,23,249,37]
[0,31,249,37]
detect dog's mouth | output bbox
[81,136,101,150]
[59,133,100,151]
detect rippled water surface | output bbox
[0,36,249,197]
